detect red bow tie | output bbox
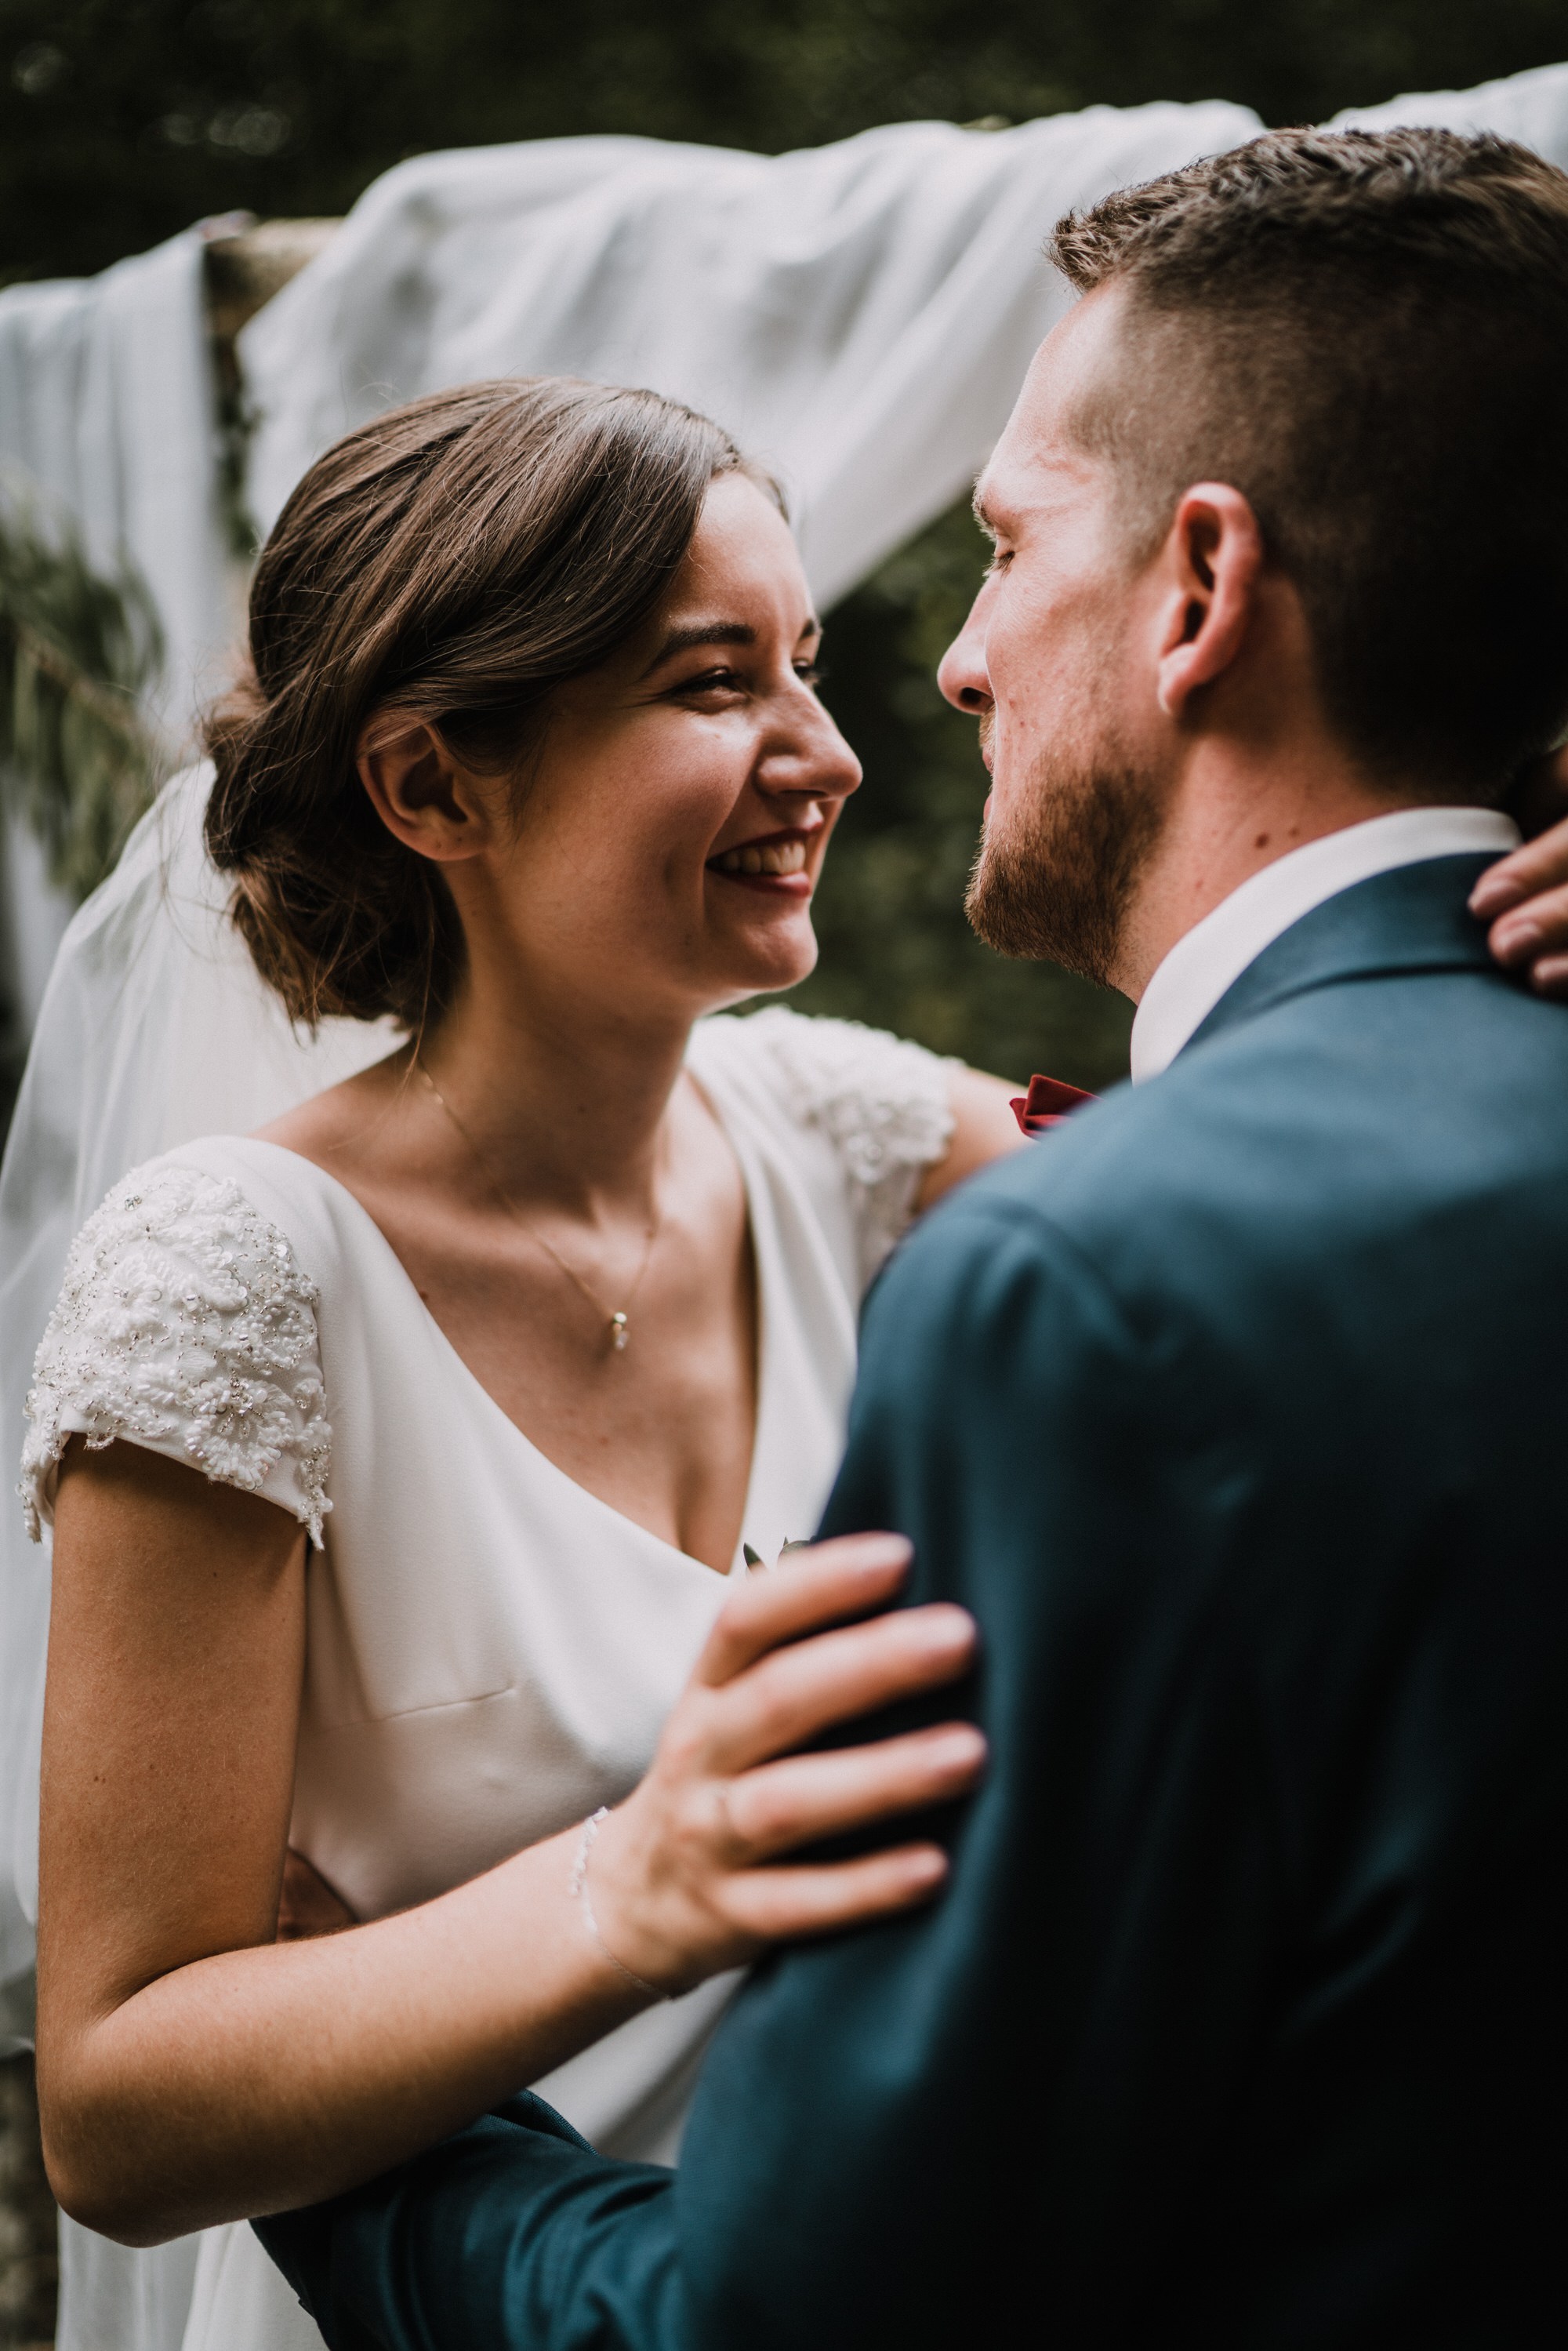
[1010,1073,1098,1136]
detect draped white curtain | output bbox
[0,227,237,1042]
[240,100,1258,607]
[3,60,1568,2351]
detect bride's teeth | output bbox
[715,838,809,876]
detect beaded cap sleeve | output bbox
[717,1008,956,1283]
[20,1158,331,1546]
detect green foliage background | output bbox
[0,504,165,900]
[5,0,1568,1088]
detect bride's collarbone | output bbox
[372,1186,759,1572]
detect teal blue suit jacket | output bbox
[260,854,1568,2348]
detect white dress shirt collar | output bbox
[1128,805,1521,1085]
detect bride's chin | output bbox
[714,921,818,996]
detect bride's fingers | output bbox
[600,1551,977,1989]
[1483,876,1568,968]
[1469,813,1568,921]
[721,1723,986,1862]
[692,1532,913,1688]
[719,1844,954,1942]
[699,1603,978,1776]
[1526,952,1568,999]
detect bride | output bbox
[22,376,1018,2351]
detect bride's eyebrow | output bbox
[639,616,822,678]
[640,621,756,676]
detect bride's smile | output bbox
[706,829,816,888]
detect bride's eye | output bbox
[673,667,743,698]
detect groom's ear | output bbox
[1152,483,1265,721]
[357,719,496,863]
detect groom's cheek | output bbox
[985,627,1062,792]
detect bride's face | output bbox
[482,473,862,1019]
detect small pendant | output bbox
[608,1312,630,1352]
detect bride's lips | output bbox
[706,827,819,896]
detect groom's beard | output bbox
[965,739,1164,987]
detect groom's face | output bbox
[942,286,1172,986]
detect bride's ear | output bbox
[356,718,496,863]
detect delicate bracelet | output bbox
[569,1807,665,2000]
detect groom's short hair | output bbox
[1051,129,1568,798]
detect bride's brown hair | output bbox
[204,378,771,1030]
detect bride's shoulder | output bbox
[691,1006,956,1174]
[66,1136,346,1285]
[23,1141,333,1546]
[690,1008,956,1282]
[252,1048,407,1161]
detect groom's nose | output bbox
[938,587,994,717]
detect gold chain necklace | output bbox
[416,1061,662,1354]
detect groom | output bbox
[261,126,1568,2345]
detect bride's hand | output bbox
[584,1532,983,1996]
[1475,743,1568,994]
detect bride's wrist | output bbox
[568,1805,686,1999]
[571,1800,712,1999]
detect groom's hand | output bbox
[1475,743,1568,994]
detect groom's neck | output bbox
[1110,737,1437,1002]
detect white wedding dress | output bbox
[20,1001,954,2351]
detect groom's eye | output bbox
[794,661,825,689]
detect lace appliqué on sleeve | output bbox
[20,1159,332,1546]
[742,1008,956,1281]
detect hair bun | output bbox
[203,660,267,829]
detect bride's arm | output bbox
[916,1065,1029,1208]
[37,1441,978,2247]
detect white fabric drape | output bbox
[0,227,236,1043]
[2,60,1567,2351]
[0,223,234,740]
[240,103,1259,609]
[1326,54,1568,149]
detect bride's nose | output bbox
[755,693,862,807]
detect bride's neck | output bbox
[415,965,699,1213]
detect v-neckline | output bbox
[233,1089,771,1581]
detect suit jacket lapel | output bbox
[1183,852,1507,1059]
